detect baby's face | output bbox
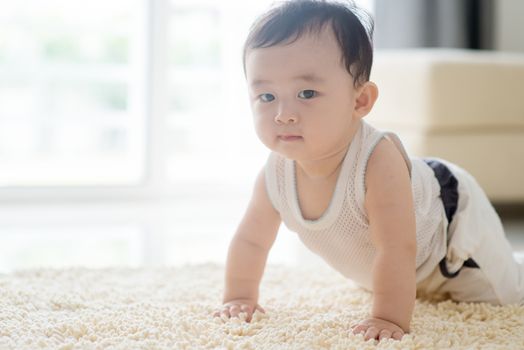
[245,26,362,162]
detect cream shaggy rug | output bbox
[0,264,523,350]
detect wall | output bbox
[495,0,524,52]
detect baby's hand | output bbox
[351,317,405,341]
[212,299,265,323]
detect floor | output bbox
[0,197,523,273]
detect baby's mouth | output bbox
[278,135,303,141]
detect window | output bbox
[0,0,146,187]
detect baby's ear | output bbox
[354,81,379,118]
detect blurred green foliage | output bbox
[42,34,81,61]
[42,34,128,64]
[92,82,127,110]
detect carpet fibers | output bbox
[0,264,523,349]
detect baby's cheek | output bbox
[254,126,275,149]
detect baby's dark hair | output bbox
[243,0,374,86]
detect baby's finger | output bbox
[378,329,392,341]
[364,326,379,341]
[392,331,404,340]
[255,304,266,314]
[240,305,252,316]
[220,308,231,319]
[352,324,368,335]
[229,304,241,318]
[239,305,253,322]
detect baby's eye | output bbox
[297,90,317,99]
[259,93,275,102]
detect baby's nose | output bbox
[274,107,298,124]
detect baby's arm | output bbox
[214,166,281,322]
[352,138,417,341]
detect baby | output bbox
[212,0,524,342]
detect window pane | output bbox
[0,0,145,187]
[166,1,274,190]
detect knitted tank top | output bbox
[264,120,448,291]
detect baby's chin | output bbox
[265,147,298,160]
[269,149,313,162]
[260,138,318,161]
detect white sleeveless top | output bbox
[264,120,449,291]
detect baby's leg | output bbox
[416,254,503,305]
[438,160,524,306]
[435,250,524,305]
[436,264,502,305]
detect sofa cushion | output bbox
[370,49,524,131]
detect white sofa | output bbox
[370,49,524,203]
